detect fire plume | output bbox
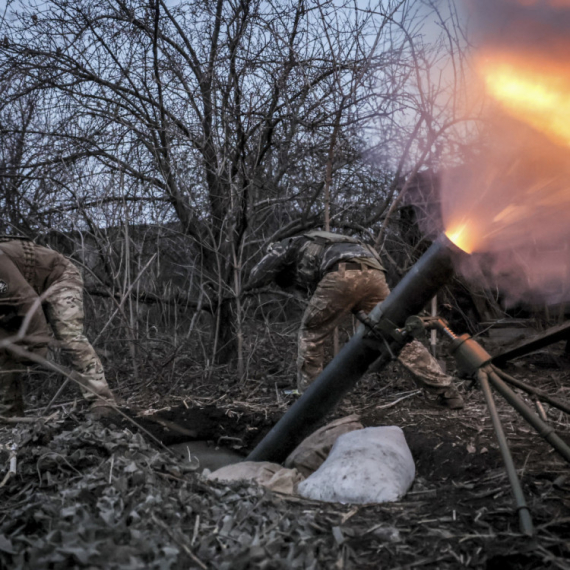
[478,52,570,148]
[439,0,570,304]
[443,49,570,255]
[445,223,476,254]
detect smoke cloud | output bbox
[465,0,570,56]
[440,0,570,306]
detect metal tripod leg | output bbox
[487,367,570,464]
[438,325,569,534]
[477,369,534,536]
[492,366,570,416]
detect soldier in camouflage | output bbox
[246,231,464,408]
[0,237,116,419]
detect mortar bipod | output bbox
[420,317,570,536]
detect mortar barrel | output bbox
[247,234,466,464]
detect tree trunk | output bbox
[214,298,238,365]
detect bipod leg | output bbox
[477,368,534,536]
[487,367,570,464]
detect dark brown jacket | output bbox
[0,239,72,353]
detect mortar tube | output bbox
[477,369,534,536]
[247,234,466,464]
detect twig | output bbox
[151,513,208,569]
[374,390,422,410]
[109,454,114,484]
[0,472,11,488]
[0,445,17,488]
[93,252,158,345]
[191,514,200,547]
[43,377,73,415]
[0,415,40,424]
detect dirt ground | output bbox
[1,335,569,569]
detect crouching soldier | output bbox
[245,230,464,409]
[0,236,116,419]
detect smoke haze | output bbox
[441,0,570,306]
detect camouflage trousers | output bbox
[297,266,453,394]
[0,262,113,416]
[43,262,114,404]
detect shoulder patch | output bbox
[0,280,8,295]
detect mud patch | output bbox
[170,440,244,472]
[403,430,503,481]
[109,404,280,452]
[486,552,547,570]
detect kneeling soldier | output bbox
[246,230,463,408]
[0,236,116,419]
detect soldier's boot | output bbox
[296,376,310,394]
[430,385,464,410]
[87,399,119,420]
[82,379,118,420]
[297,368,316,394]
[69,370,117,419]
[0,371,25,419]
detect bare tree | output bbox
[0,0,469,373]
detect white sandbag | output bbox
[284,414,364,477]
[297,426,415,504]
[207,461,304,495]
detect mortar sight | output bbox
[247,233,469,464]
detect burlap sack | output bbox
[284,414,363,477]
[207,461,304,495]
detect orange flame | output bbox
[442,47,570,254]
[445,222,476,254]
[477,52,570,148]
[438,0,570,304]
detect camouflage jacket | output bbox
[248,231,385,293]
[0,238,76,345]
